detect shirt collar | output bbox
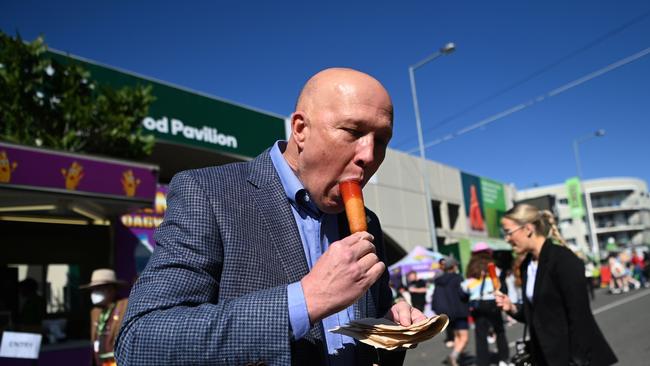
[270,141,320,216]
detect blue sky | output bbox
[2,0,649,189]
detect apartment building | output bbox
[517,177,650,257]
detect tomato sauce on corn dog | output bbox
[339,180,367,233]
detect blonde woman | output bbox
[495,204,617,366]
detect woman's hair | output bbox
[503,203,566,245]
[512,254,526,287]
[465,250,493,279]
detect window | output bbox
[448,203,460,230]
[436,236,445,247]
[6,263,82,343]
[8,264,79,315]
[431,200,442,228]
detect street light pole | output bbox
[573,129,606,259]
[574,129,605,180]
[408,42,455,252]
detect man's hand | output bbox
[301,231,385,324]
[385,300,427,327]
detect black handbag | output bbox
[510,323,533,366]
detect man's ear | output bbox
[290,111,308,149]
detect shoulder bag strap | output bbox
[479,274,486,300]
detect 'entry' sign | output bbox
[0,331,42,359]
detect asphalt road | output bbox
[404,287,650,365]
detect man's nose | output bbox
[354,136,375,168]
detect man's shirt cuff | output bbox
[287,281,310,340]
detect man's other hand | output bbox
[301,231,385,324]
[384,300,427,327]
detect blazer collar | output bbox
[247,148,276,188]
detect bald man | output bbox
[116,68,424,366]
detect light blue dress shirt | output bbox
[270,141,356,365]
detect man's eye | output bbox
[343,128,362,138]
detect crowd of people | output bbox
[392,203,640,365]
[599,248,649,294]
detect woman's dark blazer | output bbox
[512,240,617,366]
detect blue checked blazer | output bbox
[115,149,404,366]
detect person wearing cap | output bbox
[81,269,128,366]
[470,241,490,253]
[462,242,509,366]
[431,257,468,366]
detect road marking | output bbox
[507,289,650,349]
[592,289,650,315]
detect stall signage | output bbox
[0,142,157,201]
[48,51,286,159]
[142,116,238,149]
[0,331,42,359]
[120,185,168,274]
[121,185,167,230]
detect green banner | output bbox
[480,177,507,238]
[456,239,472,276]
[48,51,286,159]
[565,177,585,218]
[461,172,507,239]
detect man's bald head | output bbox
[295,68,393,122]
[284,67,394,213]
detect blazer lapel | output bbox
[248,150,310,283]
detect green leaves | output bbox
[0,30,155,160]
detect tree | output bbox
[0,30,155,159]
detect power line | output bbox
[406,46,650,154]
[393,9,650,149]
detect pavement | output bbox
[403,287,650,365]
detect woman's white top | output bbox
[526,260,538,302]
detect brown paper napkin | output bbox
[329,315,449,350]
